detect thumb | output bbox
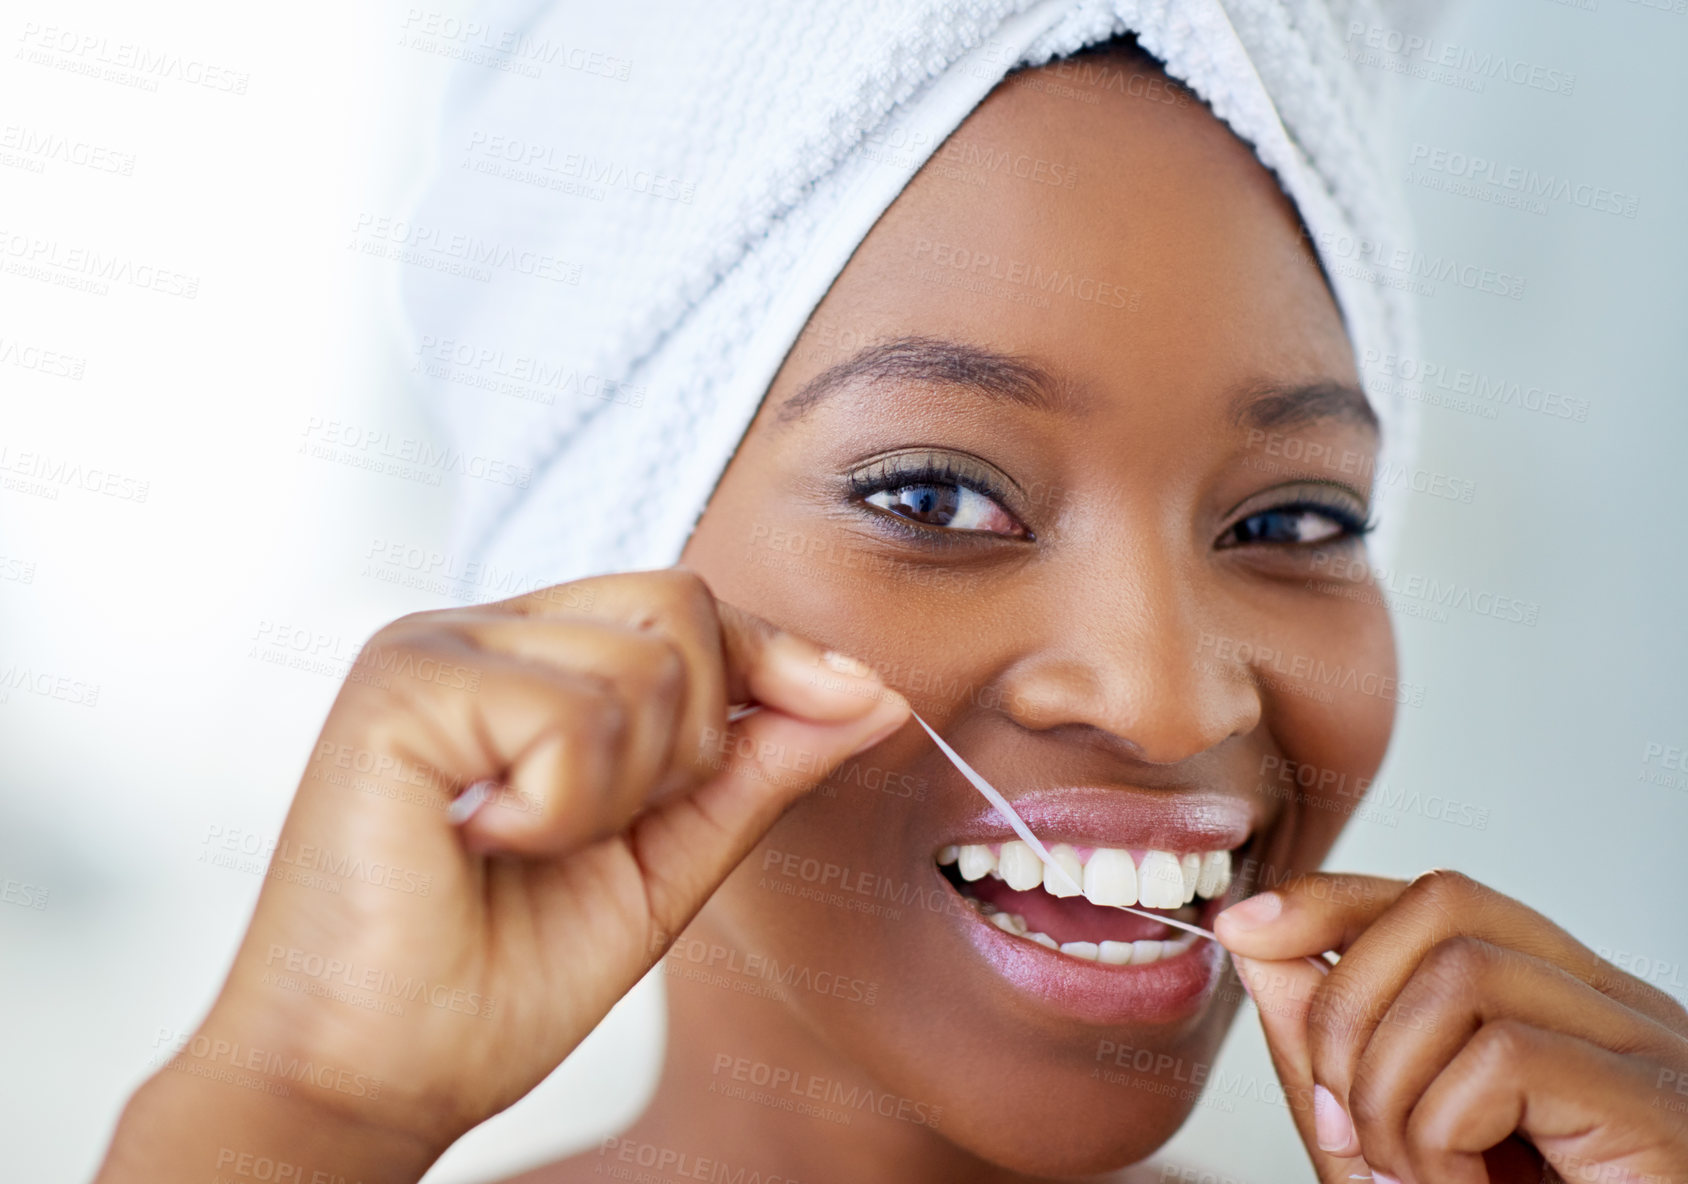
[713,598,906,725]
[1233,954,1385,1184]
[629,680,909,952]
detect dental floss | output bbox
[908,710,1333,975]
[908,711,1221,944]
[725,701,1331,973]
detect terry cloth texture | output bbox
[399,0,1426,586]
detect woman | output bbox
[95,8,1688,1184]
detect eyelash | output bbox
[849,460,1374,549]
[1219,497,1377,549]
[848,455,1028,540]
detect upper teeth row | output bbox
[938,842,1233,908]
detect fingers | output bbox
[464,569,732,793]
[1224,871,1688,1184]
[471,567,907,785]
[345,568,909,861]
[1218,870,1688,1032]
[621,687,911,952]
[714,600,902,723]
[327,638,646,859]
[426,616,695,805]
[1408,1021,1688,1184]
[1342,939,1688,1176]
[1216,870,1688,1128]
[1214,873,1408,960]
[1232,954,1374,1184]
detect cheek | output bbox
[1264,596,1398,867]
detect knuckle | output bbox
[1470,1018,1535,1068]
[1307,974,1372,1049]
[637,567,713,626]
[646,639,689,705]
[1419,935,1495,994]
[1404,868,1481,916]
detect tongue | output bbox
[966,878,1187,944]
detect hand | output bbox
[96,568,909,1183]
[1215,870,1688,1184]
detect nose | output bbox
[996,550,1262,765]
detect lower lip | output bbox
[944,874,1228,1026]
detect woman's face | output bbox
[679,50,1396,1174]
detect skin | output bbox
[94,46,1688,1184]
[629,46,1387,1180]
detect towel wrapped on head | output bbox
[400,0,1431,585]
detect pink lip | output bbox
[942,786,1256,853]
[942,869,1231,1026]
[928,786,1249,1025]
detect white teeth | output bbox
[943,838,1225,964]
[1123,931,1201,965]
[989,910,1028,935]
[997,841,1045,891]
[1082,847,1138,907]
[1180,852,1202,904]
[942,842,1239,904]
[1132,938,1166,964]
[985,925,1200,965]
[1213,850,1233,896]
[1196,849,1231,899]
[957,844,995,882]
[1098,940,1134,965]
[1042,844,1085,897]
[1137,850,1185,909]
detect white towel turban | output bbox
[399,0,1428,588]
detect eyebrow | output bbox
[1232,380,1379,434]
[776,336,1076,422]
[775,334,1380,435]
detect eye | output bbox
[849,450,1029,538]
[1217,489,1373,550]
[865,482,1022,532]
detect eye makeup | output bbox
[1218,481,1374,549]
[845,448,1032,539]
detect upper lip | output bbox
[939,786,1257,852]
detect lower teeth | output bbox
[984,908,1199,964]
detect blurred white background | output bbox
[1,1,1684,1181]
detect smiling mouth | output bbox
[936,841,1235,965]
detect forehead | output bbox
[789,50,1357,421]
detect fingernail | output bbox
[448,779,495,825]
[820,650,878,680]
[1312,1084,1355,1154]
[1218,891,1282,932]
